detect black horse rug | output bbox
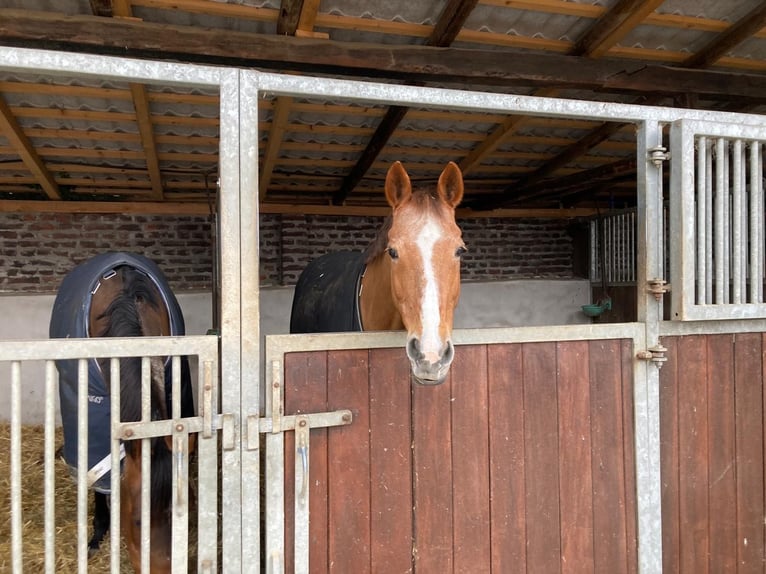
[290,251,366,333]
[49,252,194,493]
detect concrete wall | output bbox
[1,278,590,423]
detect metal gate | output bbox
[1,47,766,574]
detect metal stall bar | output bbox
[733,139,743,303]
[636,119,665,574]
[697,136,707,304]
[218,67,245,574]
[752,142,764,303]
[110,358,122,574]
[10,361,22,574]
[705,140,714,303]
[238,69,263,574]
[43,361,57,574]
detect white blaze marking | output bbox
[417,218,443,362]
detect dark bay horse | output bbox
[290,161,466,384]
[50,252,194,573]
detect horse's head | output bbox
[384,161,465,385]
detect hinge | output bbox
[637,344,668,367]
[648,145,670,167]
[647,278,671,301]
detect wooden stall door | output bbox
[661,333,766,574]
[283,340,638,573]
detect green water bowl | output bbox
[581,297,612,318]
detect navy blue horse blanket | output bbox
[49,252,194,493]
[290,251,366,333]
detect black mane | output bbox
[96,266,171,515]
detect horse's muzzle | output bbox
[407,338,454,385]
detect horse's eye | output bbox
[387,247,399,260]
[456,246,467,258]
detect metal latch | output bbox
[637,344,668,366]
[648,146,670,167]
[647,278,671,301]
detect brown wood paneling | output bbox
[368,348,413,573]
[451,344,491,573]
[282,338,637,573]
[620,339,638,574]
[660,336,680,573]
[590,338,630,573]
[487,343,526,572]
[327,349,371,573]
[284,351,329,574]
[412,365,454,572]
[677,335,710,574]
[661,333,766,574]
[557,340,594,574]
[522,342,562,574]
[706,334,736,573]
[734,333,764,572]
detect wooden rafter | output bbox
[0,94,60,200]
[682,2,766,68]
[0,11,764,99]
[332,0,480,205]
[571,0,666,58]
[259,0,322,199]
[489,0,766,208]
[458,0,659,183]
[107,0,164,199]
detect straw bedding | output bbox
[1,423,136,572]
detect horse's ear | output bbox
[385,161,412,208]
[437,162,464,207]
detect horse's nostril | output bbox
[443,340,454,364]
[406,337,423,361]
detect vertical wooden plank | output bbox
[413,365,453,572]
[369,348,413,573]
[557,340,594,574]
[676,335,709,574]
[734,332,764,572]
[620,339,638,574]
[660,337,680,574]
[488,344,526,573]
[284,351,329,574]
[590,339,629,573]
[706,334,736,573]
[451,344,490,573]
[523,342,561,574]
[327,349,371,573]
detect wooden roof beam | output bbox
[0,94,60,200]
[683,2,766,68]
[572,0,667,58]
[459,0,661,179]
[487,0,766,208]
[1,11,765,100]
[332,0,480,205]
[109,0,164,200]
[260,0,322,199]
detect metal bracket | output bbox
[648,146,670,167]
[637,344,668,367]
[647,278,671,301]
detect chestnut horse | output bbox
[290,161,465,384]
[50,253,194,573]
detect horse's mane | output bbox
[364,188,443,264]
[96,266,172,515]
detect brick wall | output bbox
[1,212,577,293]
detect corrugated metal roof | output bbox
[0,0,763,213]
